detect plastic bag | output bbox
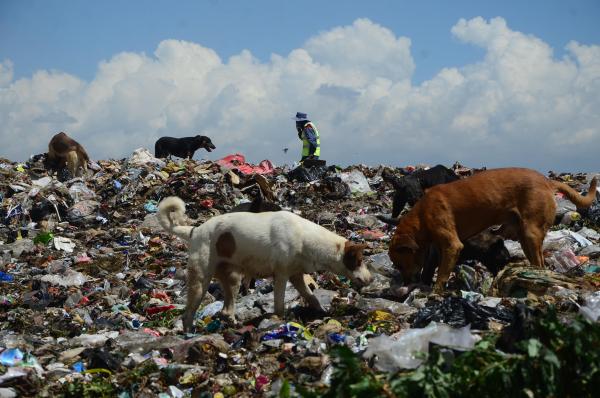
[53,236,76,253]
[580,291,600,322]
[68,182,97,202]
[41,269,87,287]
[412,296,513,330]
[288,165,327,182]
[545,248,581,273]
[127,148,166,168]
[338,170,372,195]
[363,322,479,371]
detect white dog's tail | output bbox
[157,196,194,241]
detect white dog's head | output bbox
[337,242,372,288]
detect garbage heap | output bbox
[1,150,600,397]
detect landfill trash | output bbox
[0,348,24,366]
[262,322,313,341]
[493,264,590,297]
[288,165,328,182]
[40,268,87,287]
[0,272,14,282]
[52,236,76,252]
[560,211,581,225]
[32,231,53,244]
[412,296,513,330]
[144,200,159,213]
[217,153,274,175]
[127,147,166,167]
[1,154,599,395]
[363,322,479,371]
[338,170,372,195]
[580,291,600,322]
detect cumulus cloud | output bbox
[0,17,599,171]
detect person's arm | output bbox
[303,126,317,146]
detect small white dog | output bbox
[158,196,372,332]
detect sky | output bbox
[1,0,599,172]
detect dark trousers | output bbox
[301,155,319,161]
[301,143,318,161]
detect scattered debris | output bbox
[1,152,599,396]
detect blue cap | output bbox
[293,112,308,121]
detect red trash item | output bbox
[200,199,214,209]
[255,374,270,391]
[360,229,385,240]
[217,153,274,175]
[151,290,171,303]
[146,304,176,315]
[142,328,161,337]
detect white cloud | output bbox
[0,60,14,87]
[0,17,599,171]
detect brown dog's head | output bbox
[43,153,64,172]
[194,135,216,152]
[388,233,422,284]
[339,242,372,288]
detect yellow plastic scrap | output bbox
[83,368,112,376]
[159,170,170,180]
[288,321,313,340]
[326,319,342,327]
[16,164,25,172]
[369,310,394,322]
[165,162,185,173]
[366,310,395,333]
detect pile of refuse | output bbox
[1,149,600,397]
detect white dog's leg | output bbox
[290,273,325,312]
[273,276,288,318]
[183,263,211,333]
[217,268,241,320]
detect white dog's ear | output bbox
[343,242,366,270]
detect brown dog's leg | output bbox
[80,157,88,177]
[519,226,545,268]
[433,235,463,292]
[290,273,325,312]
[66,151,78,177]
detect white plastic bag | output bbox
[363,322,479,371]
[580,291,600,322]
[339,170,372,195]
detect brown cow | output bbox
[45,132,90,177]
[388,168,598,292]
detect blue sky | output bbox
[1,0,599,171]
[3,0,599,84]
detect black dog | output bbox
[377,164,509,283]
[230,194,282,213]
[154,135,216,159]
[420,229,510,284]
[383,164,459,218]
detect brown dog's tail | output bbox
[157,196,194,241]
[551,177,598,208]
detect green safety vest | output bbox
[301,122,321,157]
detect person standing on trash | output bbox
[294,112,320,162]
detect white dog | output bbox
[157,196,372,332]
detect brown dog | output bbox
[45,132,90,177]
[388,168,598,292]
